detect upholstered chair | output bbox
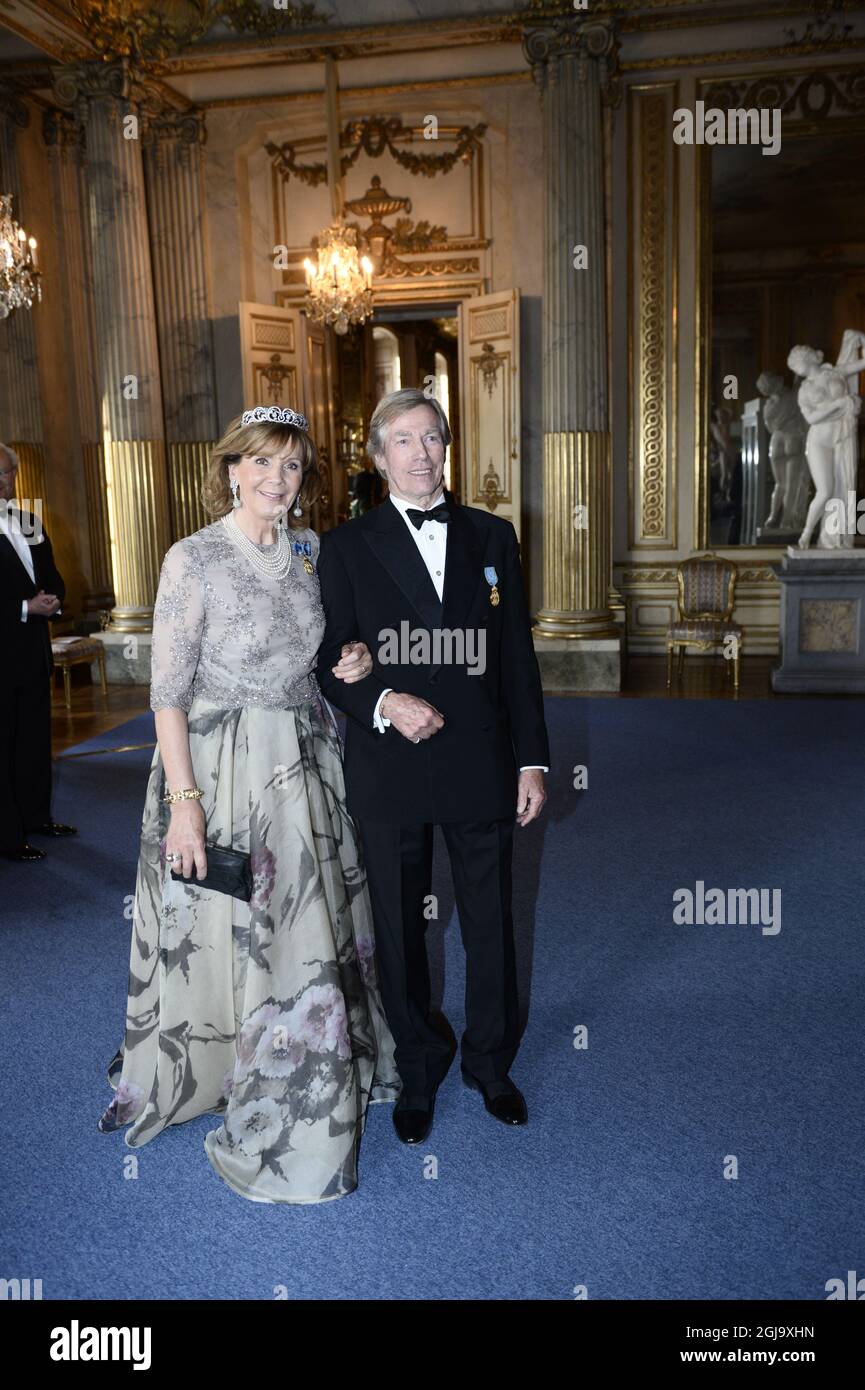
[666,553,742,691]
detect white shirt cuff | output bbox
[373,688,394,733]
[21,600,28,622]
[519,765,548,772]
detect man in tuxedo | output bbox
[0,444,76,861]
[316,389,549,1144]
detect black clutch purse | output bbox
[170,844,253,902]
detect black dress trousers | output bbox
[0,675,52,849]
[359,816,519,1099]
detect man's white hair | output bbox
[0,442,19,469]
[367,388,452,478]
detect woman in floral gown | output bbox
[98,406,399,1203]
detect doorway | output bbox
[333,302,461,523]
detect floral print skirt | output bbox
[98,694,400,1204]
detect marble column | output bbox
[52,60,171,633]
[0,94,47,512]
[143,109,219,540]
[523,17,621,690]
[42,105,114,615]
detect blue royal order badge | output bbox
[485,565,500,607]
[293,538,315,574]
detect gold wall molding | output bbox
[535,431,618,640]
[82,440,113,602]
[267,116,487,188]
[10,442,46,519]
[620,565,777,585]
[620,38,865,71]
[168,441,213,542]
[628,81,678,551]
[104,438,172,632]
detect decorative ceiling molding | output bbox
[118,5,853,78]
[200,71,532,111]
[621,34,865,70]
[0,0,92,63]
[702,61,865,119]
[63,0,328,65]
[1,0,862,95]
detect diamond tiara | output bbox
[241,404,309,430]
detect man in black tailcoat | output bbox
[316,389,549,1144]
[0,443,76,861]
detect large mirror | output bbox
[698,92,865,547]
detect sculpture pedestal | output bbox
[533,637,621,692]
[93,632,153,686]
[772,548,865,692]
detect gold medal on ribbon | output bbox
[303,557,315,575]
[485,565,500,606]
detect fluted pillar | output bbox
[523,17,621,685]
[52,60,171,632]
[143,110,218,539]
[43,106,114,614]
[0,94,47,512]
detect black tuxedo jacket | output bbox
[316,490,549,824]
[0,512,65,689]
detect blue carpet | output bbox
[1,696,862,1300]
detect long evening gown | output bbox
[97,518,399,1203]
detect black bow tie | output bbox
[405,502,450,530]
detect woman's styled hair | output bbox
[202,413,320,525]
[366,388,452,478]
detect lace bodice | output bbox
[149,520,324,712]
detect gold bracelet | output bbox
[162,786,204,804]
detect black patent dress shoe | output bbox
[462,1068,528,1125]
[32,822,77,837]
[393,1092,435,1145]
[3,843,47,862]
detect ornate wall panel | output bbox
[627,81,678,551]
[458,289,520,536]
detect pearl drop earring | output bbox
[293,497,303,517]
[230,477,241,509]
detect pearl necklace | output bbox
[221,511,292,579]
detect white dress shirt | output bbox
[0,503,35,622]
[371,491,547,773]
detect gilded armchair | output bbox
[666,553,742,691]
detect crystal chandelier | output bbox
[0,194,41,319]
[303,221,373,335]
